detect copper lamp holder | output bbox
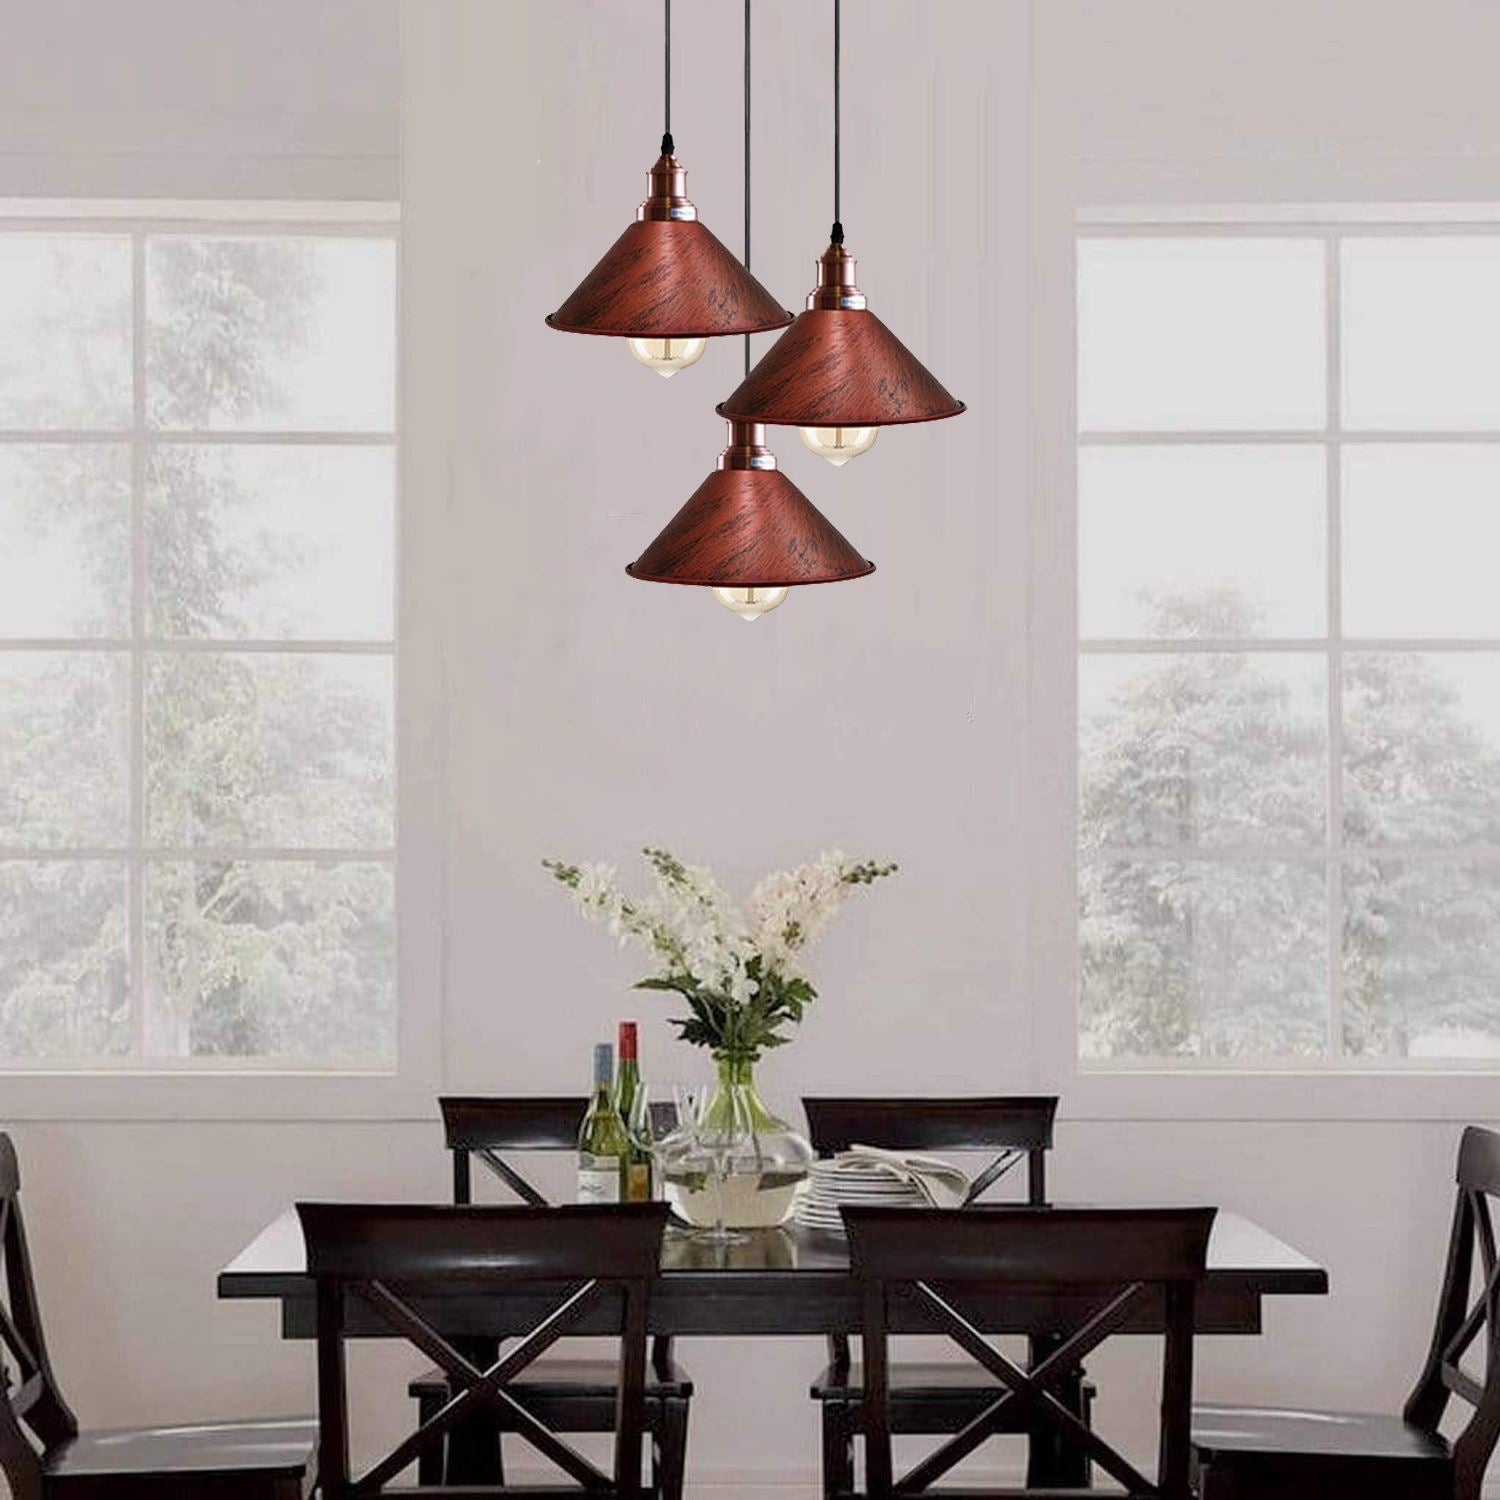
[806,241,867,310]
[636,152,697,222]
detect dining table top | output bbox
[218,1205,1328,1339]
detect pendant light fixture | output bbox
[719,0,964,456]
[627,420,873,619]
[547,0,791,377]
[627,1,874,620]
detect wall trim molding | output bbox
[0,196,399,221]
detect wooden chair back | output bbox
[843,1205,1215,1499]
[437,1095,680,1386]
[0,1133,79,1500]
[801,1096,1058,1206]
[1405,1125,1500,1499]
[438,1096,588,1206]
[298,1200,667,1498]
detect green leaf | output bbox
[634,975,697,996]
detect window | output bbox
[1078,218,1500,1070]
[0,207,397,1071]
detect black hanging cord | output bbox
[831,0,843,243]
[744,0,752,377]
[662,0,674,156]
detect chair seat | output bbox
[43,1418,315,1496]
[1193,1404,1453,1498]
[409,1355,694,1403]
[812,1360,1095,1404]
[812,1361,1096,1440]
[1193,1404,1451,1465]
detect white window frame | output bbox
[0,199,442,1121]
[1030,201,1500,1122]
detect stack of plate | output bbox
[794,1157,927,1235]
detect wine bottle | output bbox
[615,1020,652,1202]
[577,1042,628,1204]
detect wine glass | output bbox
[628,1083,687,1221]
[631,1085,685,1159]
[655,1084,706,1233]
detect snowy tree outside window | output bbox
[1079,225,1500,1067]
[0,214,397,1067]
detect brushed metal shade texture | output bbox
[719,241,965,426]
[547,154,792,339]
[627,423,874,587]
[627,466,874,585]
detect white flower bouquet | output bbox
[544,847,896,1060]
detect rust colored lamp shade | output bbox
[627,420,874,620]
[547,151,791,377]
[718,239,965,458]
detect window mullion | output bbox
[1326,233,1346,1068]
[128,230,148,1063]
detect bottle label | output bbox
[577,1158,621,1204]
[624,1160,652,1203]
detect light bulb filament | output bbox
[799,424,879,466]
[628,336,707,378]
[715,585,788,621]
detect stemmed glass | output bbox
[634,1082,747,1244]
[628,1084,685,1219]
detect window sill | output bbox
[0,1066,439,1122]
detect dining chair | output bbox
[299,1200,667,1499]
[407,1097,692,1495]
[1193,1124,1500,1500]
[0,1133,313,1500]
[801,1096,1093,1494]
[842,1203,1217,1499]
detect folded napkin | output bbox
[836,1145,972,1210]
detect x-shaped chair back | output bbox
[1406,1125,1500,1499]
[843,1205,1216,1500]
[439,1097,589,1206]
[438,1097,681,1389]
[804,1097,1061,1382]
[0,1133,80,1500]
[299,1200,667,1498]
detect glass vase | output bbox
[659,1055,813,1231]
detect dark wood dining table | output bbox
[219,1205,1327,1487]
[221,1205,1325,1336]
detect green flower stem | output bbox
[702,1053,781,1133]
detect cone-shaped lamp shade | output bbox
[627,422,874,588]
[548,153,791,339]
[719,241,964,426]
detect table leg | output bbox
[1024,1334,1091,1489]
[444,1336,506,1486]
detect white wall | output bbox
[7,2,1500,1495]
[0,0,398,199]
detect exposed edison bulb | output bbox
[714,585,788,622]
[799,424,879,466]
[627,336,707,378]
